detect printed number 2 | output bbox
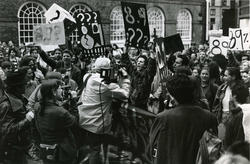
[124,6,135,24]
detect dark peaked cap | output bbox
[5,68,27,87]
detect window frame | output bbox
[147,7,165,40]
[110,6,126,48]
[176,9,192,48]
[17,1,47,45]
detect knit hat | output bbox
[94,57,111,70]
[45,71,62,80]
[5,68,27,87]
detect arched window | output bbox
[177,9,192,48]
[147,7,165,40]
[69,4,92,44]
[110,6,125,47]
[18,2,46,45]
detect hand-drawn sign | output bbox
[45,3,76,24]
[45,4,76,35]
[209,36,229,56]
[75,11,104,50]
[121,2,150,49]
[33,22,65,45]
[229,28,250,51]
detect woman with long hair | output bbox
[35,79,77,164]
[213,67,247,140]
[213,67,244,122]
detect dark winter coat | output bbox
[35,101,77,162]
[121,53,156,109]
[0,92,30,160]
[39,50,82,87]
[149,105,218,164]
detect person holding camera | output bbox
[78,57,130,163]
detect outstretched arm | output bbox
[38,48,58,69]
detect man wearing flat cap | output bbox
[0,68,34,164]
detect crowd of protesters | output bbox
[0,39,250,164]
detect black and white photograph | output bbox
[0,0,250,164]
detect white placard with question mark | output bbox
[45,3,76,23]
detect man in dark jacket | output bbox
[0,69,34,164]
[39,48,82,88]
[121,51,156,110]
[120,51,156,162]
[149,74,218,164]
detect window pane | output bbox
[18,2,46,45]
[110,6,125,47]
[176,9,192,48]
[147,7,165,40]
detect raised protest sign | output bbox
[45,3,76,24]
[121,2,150,49]
[164,34,184,54]
[75,11,104,50]
[229,28,250,51]
[45,3,76,35]
[209,36,230,56]
[33,22,65,45]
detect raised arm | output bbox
[38,48,58,69]
[121,52,136,76]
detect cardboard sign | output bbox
[75,11,104,50]
[229,28,250,50]
[164,34,184,54]
[209,36,230,56]
[45,3,76,24]
[121,2,150,49]
[33,22,65,45]
[45,4,76,35]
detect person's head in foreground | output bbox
[214,154,249,164]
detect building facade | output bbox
[0,0,206,48]
[207,0,250,35]
[238,0,250,28]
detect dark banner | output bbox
[121,2,150,50]
[74,11,104,50]
[164,34,184,54]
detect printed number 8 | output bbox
[124,7,135,24]
[211,39,222,55]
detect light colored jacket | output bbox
[78,73,130,134]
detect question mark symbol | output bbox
[85,13,91,22]
[77,13,85,22]
[50,10,60,22]
[144,36,149,45]
[128,28,135,44]
[93,12,97,22]
[136,28,143,44]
